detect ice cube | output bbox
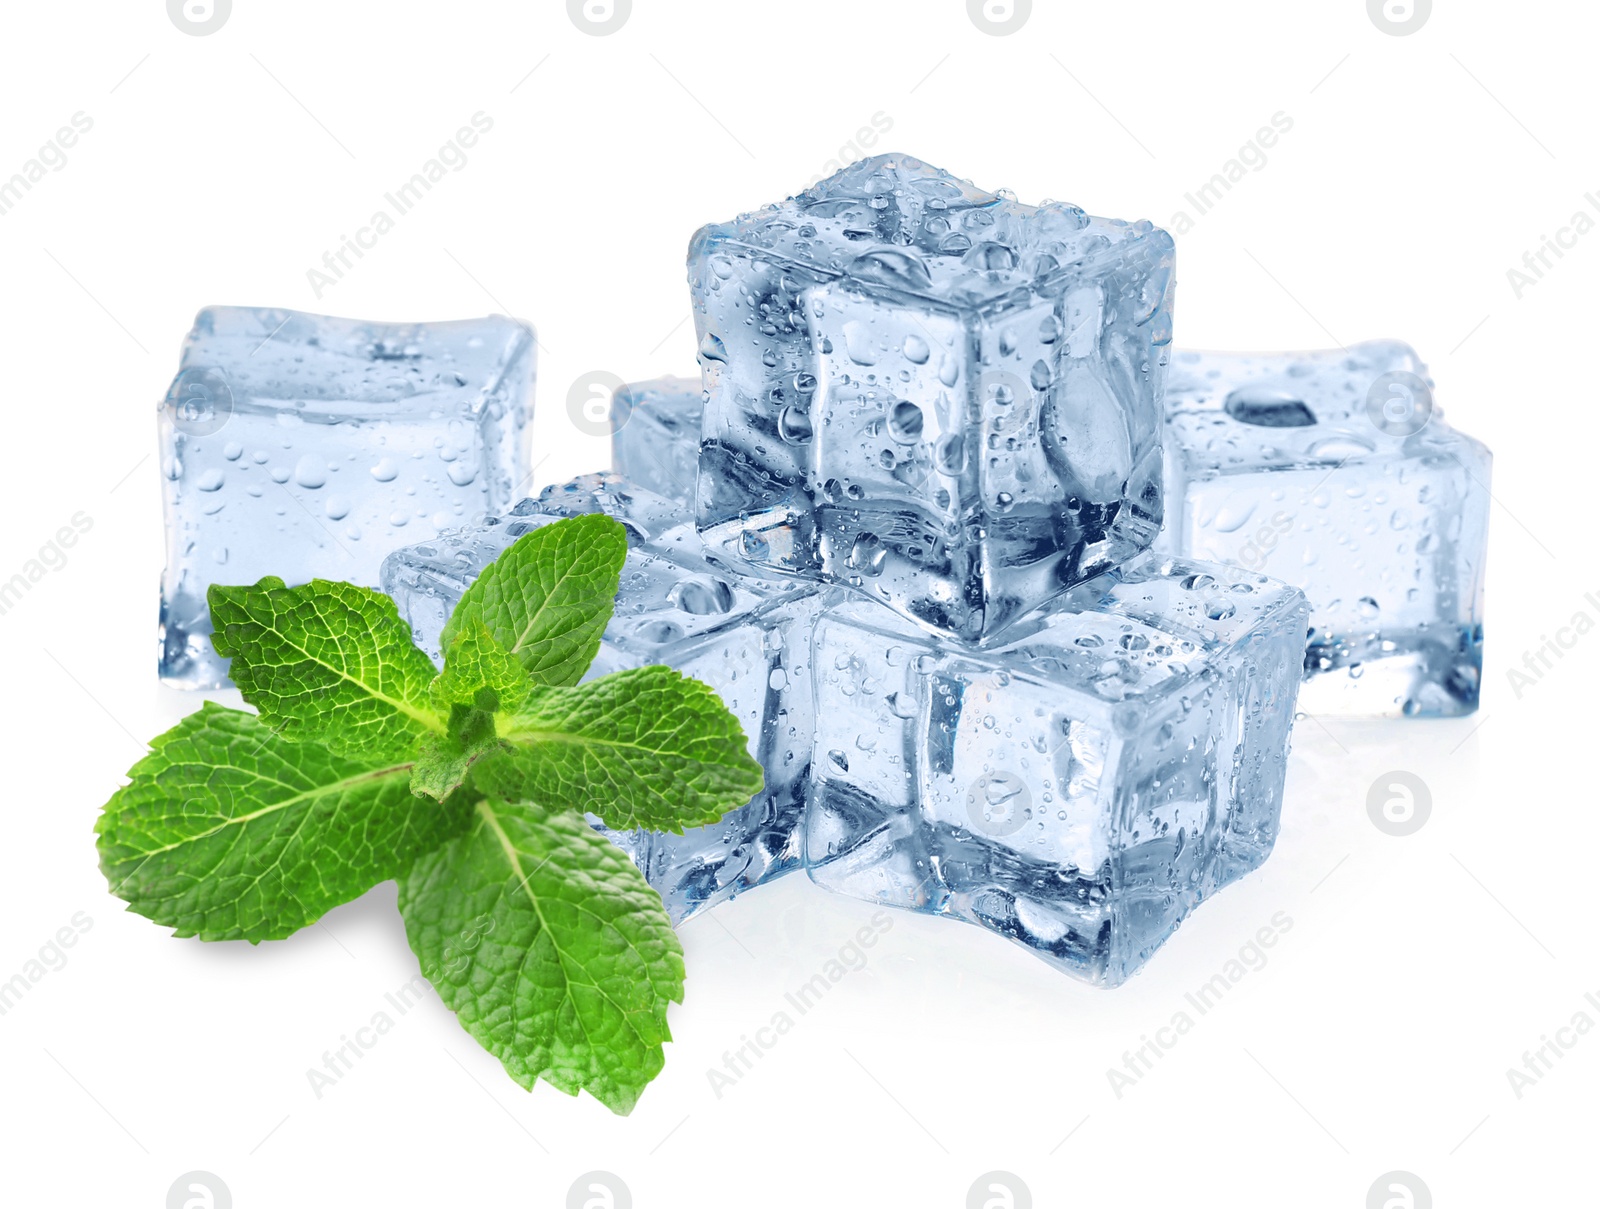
[610,375,702,506]
[158,306,536,689]
[382,473,691,662]
[805,553,1308,987]
[381,474,825,924]
[1158,341,1491,717]
[690,152,1175,641]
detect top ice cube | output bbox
[158,306,535,689]
[690,153,1175,642]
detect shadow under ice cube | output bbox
[690,152,1175,642]
[381,474,824,925]
[805,553,1308,987]
[158,306,536,689]
[1158,341,1491,717]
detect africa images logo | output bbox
[167,0,231,36]
[568,0,631,36]
[967,0,1031,37]
[1367,0,1430,36]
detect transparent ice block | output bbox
[158,306,536,689]
[805,553,1308,987]
[690,152,1175,642]
[610,375,702,507]
[381,474,824,924]
[1158,341,1491,716]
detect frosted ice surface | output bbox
[159,306,535,689]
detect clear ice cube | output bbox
[1158,341,1491,717]
[611,375,702,506]
[381,474,824,924]
[158,306,536,689]
[805,553,1308,987]
[690,152,1175,642]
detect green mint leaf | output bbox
[479,665,764,833]
[398,800,683,1115]
[411,706,503,803]
[430,618,529,715]
[441,513,628,687]
[96,702,470,942]
[410,621,530,802]
[209,577,444,761]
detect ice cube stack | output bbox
[162,154,1492,987]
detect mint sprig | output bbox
[95,514,763,1115]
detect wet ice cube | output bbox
[381,473,824,924]
[381,472,691,662]
[611,375,702,506]
[690,152,1175,641]
[159,306,536,689]
[1157,341,1491,717]
[805,553,1308,987]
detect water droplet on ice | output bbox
[935,433,966,474]
[968,242,1018,272]
[902,334,930,364]
[849,248,933,292]
[447,461,477,487]
[370,457,399,482]
[324,496,350,520]
[887,400,924,443]
[293,455,326,489]
[635,619,684,645]
[668,577,735,615]
[843,320,879,366]
[196,469,225,492]
[778,405,813,444]
[1210,499,1257,534]
[848,532,887,577]
[1308,434,1375,460]
[698,331,728,362]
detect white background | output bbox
[0,1,1592,1205]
